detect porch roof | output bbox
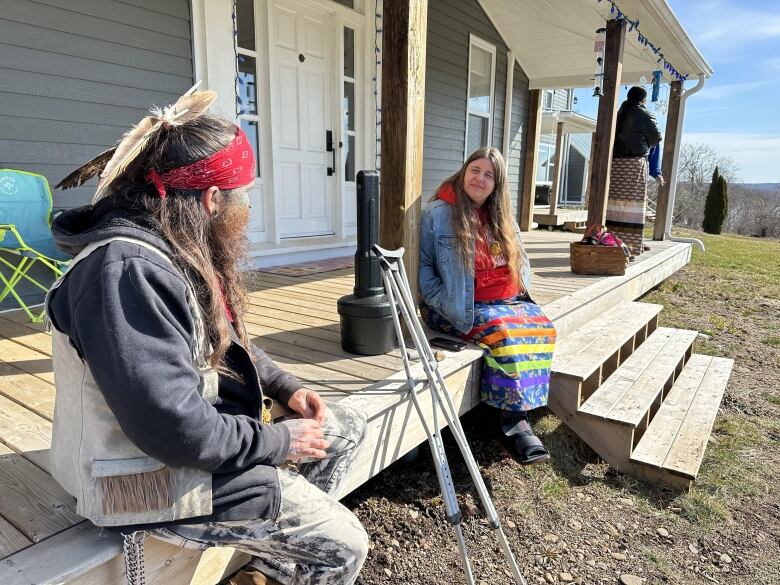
[479,0,713,89]
[541,111,597,135]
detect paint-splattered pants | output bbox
[149,402,369,585]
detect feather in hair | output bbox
[92,82,218,202]
[55,147,116,190]
[93,116,159,202]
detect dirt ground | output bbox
[343,232,780,585]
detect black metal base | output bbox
[337,293,396,355]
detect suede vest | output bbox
[45,237,217,527]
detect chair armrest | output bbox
[0,224,27,248]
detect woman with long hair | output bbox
[606,85,663,257]
[418,147,557,464]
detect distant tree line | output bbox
[649,142,780,238]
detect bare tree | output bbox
[673,143,740,228]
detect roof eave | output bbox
[646,0,714,79]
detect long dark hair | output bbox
[104,114,250,373]
[432,147,523,286]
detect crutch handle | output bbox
[372,244,405,259]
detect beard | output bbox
[207,194,251,324]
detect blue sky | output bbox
[574,0,780,183]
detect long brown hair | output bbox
[432,147,523,285]
[104,114,250,373]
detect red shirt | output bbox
[436,185,518,302]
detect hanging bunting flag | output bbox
[595,0,688,82]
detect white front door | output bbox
[270,0,334,238]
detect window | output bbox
[536,144,555,182]
[236,0,261,177]
[542,90,554,110]
[342,27,357,182]
[465,36,496,158]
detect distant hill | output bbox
[739,183,780,192]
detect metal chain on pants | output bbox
[122,531,146,585]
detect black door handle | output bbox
[326,130,336,176]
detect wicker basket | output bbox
[570,242,627,276]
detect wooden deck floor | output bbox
[0,231,691,578]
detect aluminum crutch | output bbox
[374,244,527,585]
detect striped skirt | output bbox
[606,156,648,256]
[420,298,557,412]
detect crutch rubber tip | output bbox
[446,511,463,525]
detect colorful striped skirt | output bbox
[420,298,557,412]
[605,156,648,256]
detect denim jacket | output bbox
[418,199,534,334]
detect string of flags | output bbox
[597,0,689,83]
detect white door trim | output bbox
[191,0,374,249]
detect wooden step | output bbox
[552,301,663,383]
[578,327,697,428]
[630,354,733,487]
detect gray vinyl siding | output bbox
[422,0,529,213]
[0,0,194,209]
[507,62,530,210]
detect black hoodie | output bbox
[47,201,301,524]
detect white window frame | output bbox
[236,1,262,179]
[465,34,497,160]
[542,89,554,110]
[341,24,358,185]
[536,143,555,182]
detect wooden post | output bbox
[548,121,565,217]
[653,80,683,240]
[519,89,543,231]
[379,0,428,293]
[586,18,626,227]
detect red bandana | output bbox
[145,127,256,198]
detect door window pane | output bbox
[344,135,355,181]
[236,0,255,51]
[344,28,355,79]
[466,114,488,154]
[468,46,492,113]
[238,55,257,115]
[343,82,355,132]
[241,119,261,178]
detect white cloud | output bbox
[683,132,780,183]
[685,3,780,42]
[696,79,779,100]
[674,1,780,60]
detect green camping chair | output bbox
[0,169,70,322]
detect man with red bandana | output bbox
[46,92,368,585]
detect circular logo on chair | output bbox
[0,176,19,195]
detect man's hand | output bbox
[278,418,328,462]
[654,175,665,186]
[287,388,327,424]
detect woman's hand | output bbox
[287,388,327,424]
[278,418,329,462]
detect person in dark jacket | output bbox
[47,90,368,585]
[606,85,663,257]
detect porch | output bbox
[0,231,692,584]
